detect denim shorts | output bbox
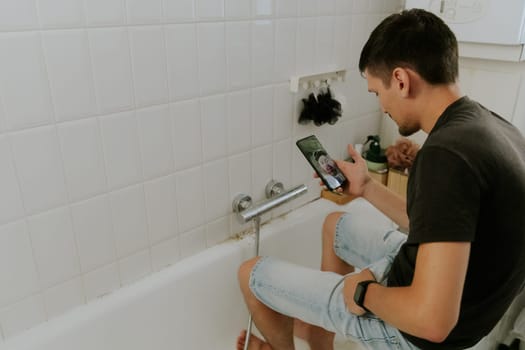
[249,200,420,350]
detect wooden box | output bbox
[387,168,408,198]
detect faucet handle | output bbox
[232,194,252,213]
[265,180,284,199]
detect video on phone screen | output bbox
[299,137,346,189]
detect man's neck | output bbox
[418,83,462,134]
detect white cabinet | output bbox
[405,0,525,61]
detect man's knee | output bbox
[238,256,261,293]
[322,211,345,244]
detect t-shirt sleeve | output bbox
[407,146,480,243]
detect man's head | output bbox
[359,9,460,136]
[359,9,458,87]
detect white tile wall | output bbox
[170,99,203,170]
[136,104,174,179]
[0,33,54,130]
[251,86,274,147]
[37,0,84,29]
[129,26,169,107]
[27,207,80,289]
[251,20,274,86]
[88,28,134,114]
[58,118,107,201]
[0,222,39,308]
[99,111,142,190]
[225,21,251,90]
[163,0,195,22]
[83,0,126,26]
[144,175,178,244]
[0,0,403,338]
[0,136,25,224]
[0,0,39,31]
[201,94,228,161]
[10,126,68,215]
[109,184,149,258]
[227,90,251,154]
[70,195,116,272]
[197,22,227,95]
[43,277,84,318]
[165,24,200,101]
[42,29,98,121]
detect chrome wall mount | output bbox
[232,182,308,224]
[232,180,308,350]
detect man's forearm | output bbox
[362,178,409,230]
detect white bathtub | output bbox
[0,196,520,350]
[0,197,362,350]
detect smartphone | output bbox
[296,135,347,191]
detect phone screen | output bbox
[296,135,347,191]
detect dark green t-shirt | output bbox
[388,96,525,349]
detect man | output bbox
[237,9,525,350]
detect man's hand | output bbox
[314,144,371,196]
[335,144,372,197]
[343,268,376,316]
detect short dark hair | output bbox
[359,9,458,86]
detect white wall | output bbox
[0,0,402,340]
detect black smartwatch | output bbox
[353,280,378,313]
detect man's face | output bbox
[365,69,419,137]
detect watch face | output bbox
[354,283,366,306]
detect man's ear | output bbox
[392,67,410,98]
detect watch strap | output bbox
[353,280,378,313]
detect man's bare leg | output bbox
[237,257,295,350]
[295,212,355,350]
